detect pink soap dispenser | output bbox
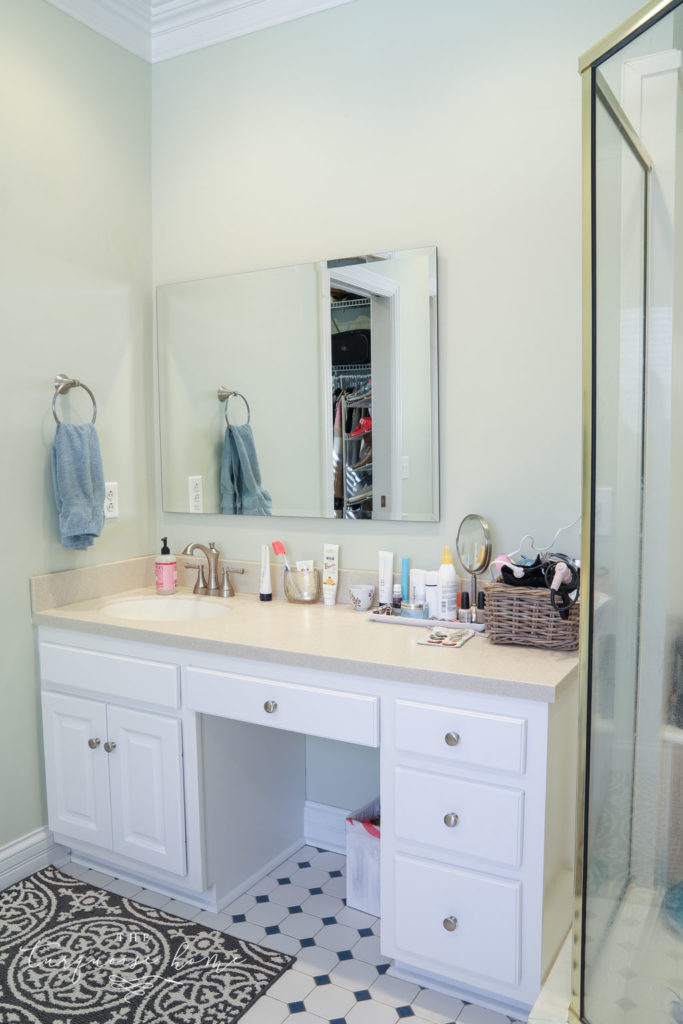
[155,537,177,594]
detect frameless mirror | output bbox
[157,247,438,520]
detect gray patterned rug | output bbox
[0,865,293,1023]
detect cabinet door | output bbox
[106,706,186,876]
[41,692,112,848]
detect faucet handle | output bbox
[185,563,208,595]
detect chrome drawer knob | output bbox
[443,916,458,932]
[87,737,100,749]
[104,741,117,753]
[444,813,459,828]
[264,700,278,714]
[444,731,460,747]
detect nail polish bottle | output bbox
[459,592,472,624]
[476,590,486,626]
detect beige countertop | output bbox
[32,585,578,703]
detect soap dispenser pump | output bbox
[155,537,177,594]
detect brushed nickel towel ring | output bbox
[52,374,97,425]
[218,387,251,428]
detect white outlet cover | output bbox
[104,482,119,519]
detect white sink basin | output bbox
[103,596,230,622]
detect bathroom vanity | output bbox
[33,583,577,1017]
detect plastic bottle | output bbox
[425,571,439,619]
[155,537,177,594]
[437,546,457,620]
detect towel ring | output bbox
[52,375,97,425]
[217,387,251,428]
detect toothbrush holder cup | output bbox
[284,568,321,604]
[349,585,375,611]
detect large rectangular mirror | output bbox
[157,246,438,520]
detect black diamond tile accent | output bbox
[329,870,343,877]
[354,989,372,1001]
[330,1019,347,1024]
[276,877,291,885]
[288,1000,306,1013]
[255,894,269,904]
[322,916,337,925]
[397,1007,415,1018]
[377,962,390,974]
[265,925,280,935]
[337,949,353,961]
[300,937,315,948]
[288,905,303,914]
[297,860,311,868]
[309,887,324,895]
[314,974,331,986]
[232,914,246,923]
[358,927,373,937]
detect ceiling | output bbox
[44,0,357,63]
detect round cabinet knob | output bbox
[104,741,117,753]
[87,737,100,749]
[444,812,459,828]
[264,701,278,714]
[443,916,458,932]
[444,731,460,747]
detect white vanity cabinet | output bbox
[381,686,577,1015]
[39,638,188,880]
[33,609,577,1019]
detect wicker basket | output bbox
[484,582,579,651]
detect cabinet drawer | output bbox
[394,699,526,774]
[185,667,379,746]
[39,642,180,708]
[393,854,521,985]
[394,766,524,867]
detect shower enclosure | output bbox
[576,3,683,1023]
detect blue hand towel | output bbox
[220,424,272,516]
[220,427,238,515]
[51,423,105,548]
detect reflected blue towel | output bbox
[220,424,272,516]
[51,423,105,548]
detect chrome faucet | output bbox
[182,541,221,595]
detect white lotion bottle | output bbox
[425,571,439,619]
[259,544,272,601]
[437,546,457,620]
[155,537,177,594]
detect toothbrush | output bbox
[272,540,291,572]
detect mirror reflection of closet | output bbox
[331,288,372,518]
[329,256,395,520]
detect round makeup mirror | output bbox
[456,514,492,584]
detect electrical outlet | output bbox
[189,475,203,513]
[104,482,119,519]
[400,456,410,479]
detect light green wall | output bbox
[152,0,638,571]
[0,0,647,844]
[151,0,639,809]
[0,0,153,847]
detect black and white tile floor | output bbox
[61,846,527,1024]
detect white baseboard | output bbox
[0,828,70,891]
[304,800,350,854]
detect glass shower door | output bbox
[578,5,683,1023]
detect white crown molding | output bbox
[44,0,151,61]
[43,0,357,63]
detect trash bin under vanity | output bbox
[345,797,380,917]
